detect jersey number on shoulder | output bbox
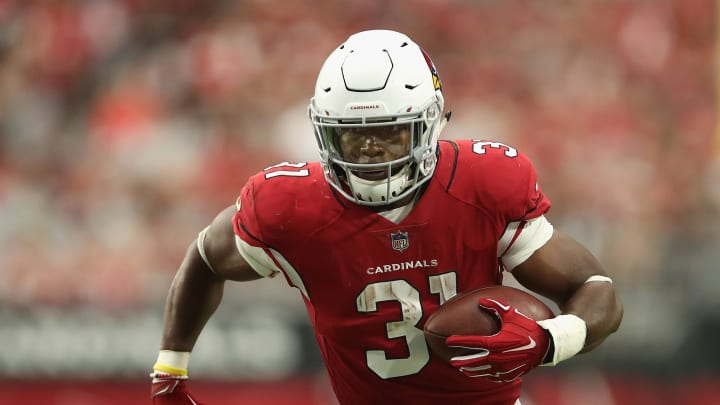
[263,162,309,179]
[355,272,457,379]
[472,141,518,158]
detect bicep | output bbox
[512,229,608,306]
[202,205,265,282]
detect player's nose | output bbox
[360,136,385,156]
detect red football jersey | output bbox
[233,139,551,405]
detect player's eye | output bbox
[391,125,405,133]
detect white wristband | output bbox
[584,275,612,284]
[537,314,587,366]
[154,350,191,375]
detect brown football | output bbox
[423,285,555,362]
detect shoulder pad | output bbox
[436,140,550,221]
[234,162,344,244]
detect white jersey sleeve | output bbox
[234,235,280,278]
[497,215,554,271]
[235,235,310,298]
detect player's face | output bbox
[337,124,411,179]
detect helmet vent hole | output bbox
[391,191,397,197]
[400,42,408,47]
[323,87,331,93]
[381,196,386,201]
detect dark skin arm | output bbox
[512,228,624,352]
[160,206,262,351]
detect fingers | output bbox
[446,333,519,353]
[151,380,180,397]
[477,298,512,314]
[445,298,546,383]
[459,364,527,381]
[449,350,491,376]
[445,334,491,348]
[449,349,489,362]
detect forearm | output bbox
[160,241,226,351]
[151,238,233,402]
[562,279,623,352]
[536,276,622,366]
[513,231,623,355]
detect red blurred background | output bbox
[0,0,718,404]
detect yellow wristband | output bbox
[153,362,188,376]
[153,350,191,376]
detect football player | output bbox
[150,30,623,405]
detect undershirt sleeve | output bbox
[234,235,280,278]
[497,215,554,271]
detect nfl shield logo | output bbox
[390,231,409,252]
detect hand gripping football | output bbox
[423,286,555,362]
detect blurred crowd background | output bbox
[0,0,718,404]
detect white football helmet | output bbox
[309,30,446,206]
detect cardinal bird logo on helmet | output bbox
[420,48,442,91]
